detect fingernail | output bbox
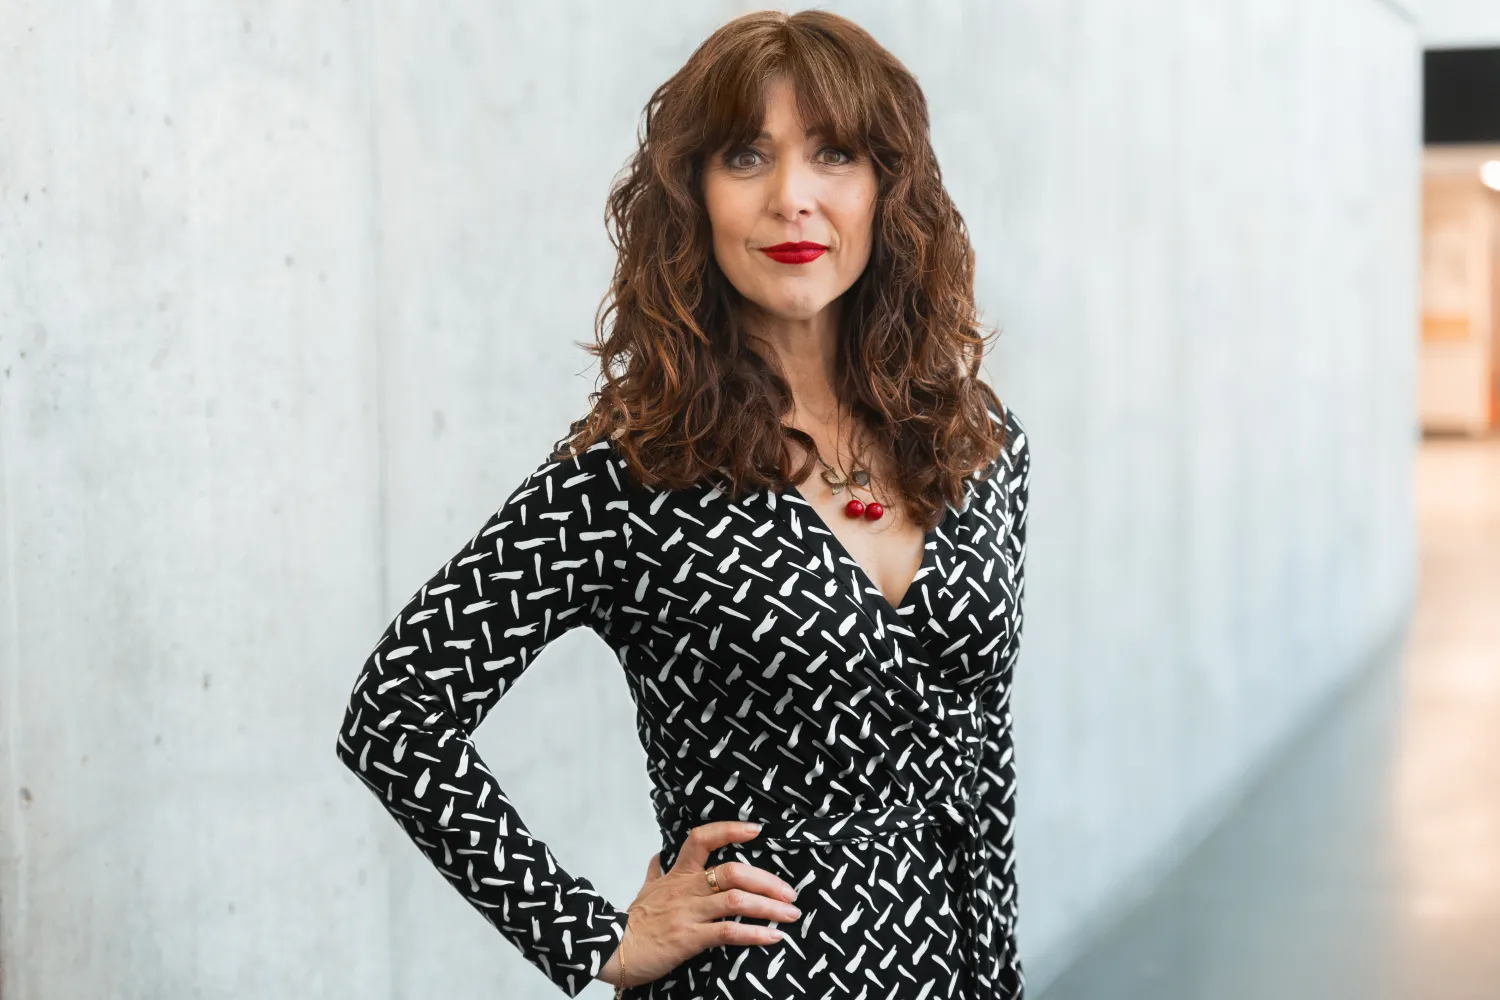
[770,928,785,940]
[745,822,762,834]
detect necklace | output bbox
[813,450,885,522]
[798,402,887,523]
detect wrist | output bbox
[601,905,633,995]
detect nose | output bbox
[766,157,817,222]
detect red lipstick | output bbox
[759,241,827,264]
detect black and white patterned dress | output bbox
[335,400,1031,999]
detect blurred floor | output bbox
[1036,433,1500,1000]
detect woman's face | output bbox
[702,78,879,325]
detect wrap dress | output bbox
[334,400,1031,999]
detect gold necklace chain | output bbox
[789,399,893,522]
[807,403,890,519]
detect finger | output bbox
[694,860,798,903]
[698,886,803,926]
[695,916,787,950]
[672,821,763,872]
[645,852,662,882]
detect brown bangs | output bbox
[690,27,889,167]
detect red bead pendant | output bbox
[863,501,884,521]
[843,498,866,518]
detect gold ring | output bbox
[705,865,722,892]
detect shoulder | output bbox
[485,429,632,524]
[540,430,630,492]
[980,395,1030,485]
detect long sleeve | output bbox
[976,404,1030,998]
[334,434,632,997]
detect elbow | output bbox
[334,730,354,773]
[334,702,362,773]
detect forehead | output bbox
[752,123,833,143]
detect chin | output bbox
[762,293,833,321]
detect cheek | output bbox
[832,186,878,257]
[705,182,750,241]
[836,207,876,263]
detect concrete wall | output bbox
[1421,0,1500,47]
[975,0,1420,984]
[0,1,1419,998]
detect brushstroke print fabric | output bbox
[335,401,1030,999]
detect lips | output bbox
[759,241,828,264]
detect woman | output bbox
[335,10,1030,999]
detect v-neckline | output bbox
[783,481,953,620]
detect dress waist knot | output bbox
[662,798,1001,995]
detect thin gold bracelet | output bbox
[613,909,632,999]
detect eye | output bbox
[818,146,855,165]
[724,145,763,169]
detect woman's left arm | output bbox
[976,406,1030,996]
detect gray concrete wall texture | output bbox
[0,1,1420,998]
[1421,0,1500,46]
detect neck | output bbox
[746,298,843,424]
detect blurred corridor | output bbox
[1038,432,1500,999]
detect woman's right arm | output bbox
[333,436,632,997]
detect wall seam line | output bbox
[1368,0,1418,26]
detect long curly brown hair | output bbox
[554,9,1014,532]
